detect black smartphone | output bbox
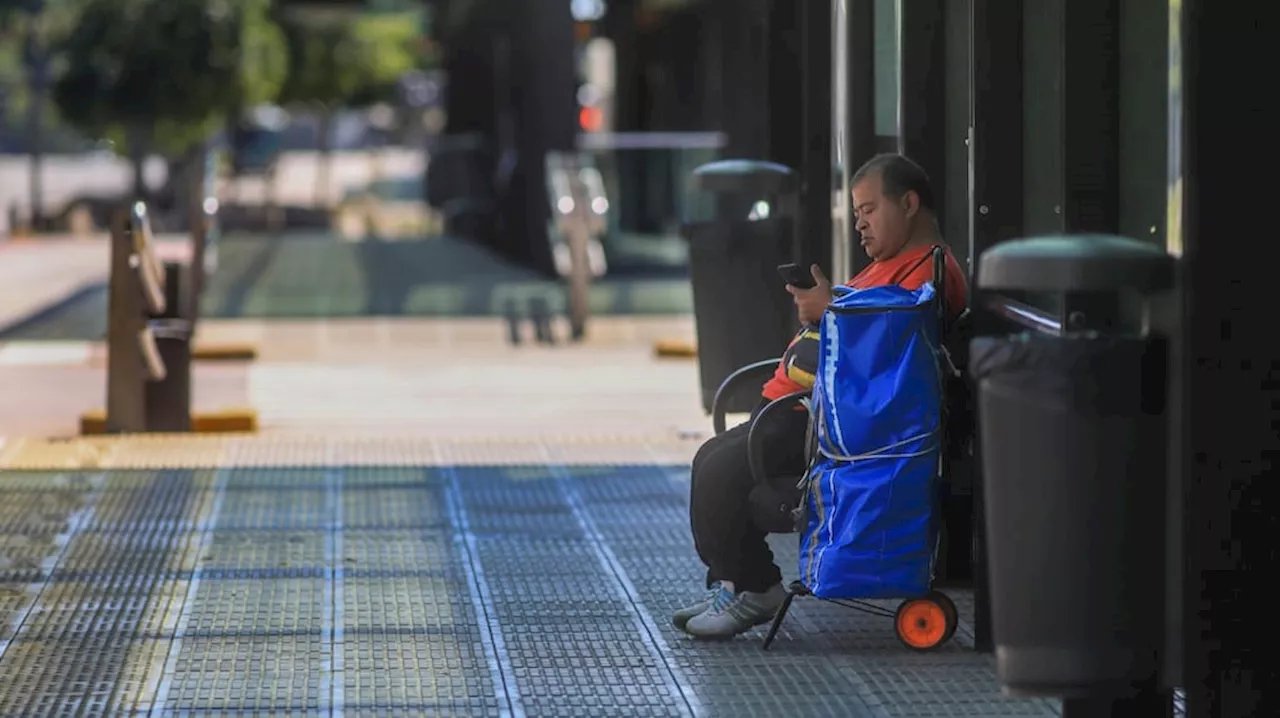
[777,263,816,289]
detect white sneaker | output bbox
[684,583,787,639]
[672,581,725,632]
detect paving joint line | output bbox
[439,459,523,718]
[545,444,701,718]
[149,468,230,715]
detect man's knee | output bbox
[692,432,751,500]
[690,432,722,475]
[693,421,748,470]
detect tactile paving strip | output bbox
[0,460,1071,717]
[0,435,705,471]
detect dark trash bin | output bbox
[970,235,1175,699]
[683,160,801,414]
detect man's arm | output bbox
[787,264,834,325]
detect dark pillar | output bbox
[845,0,876,174]
[694,1,723,135]
[1019,0,1124,325]
[942,0,973,270]
[1117,0,1169,247]
[796,0,832,273]
[898,0,947,226]
[435,0,497,137]
[603,0,646,234]
[1021,0,1120,236]
[968,0,1025,658]
[844,0,876,277]
[606,0,640,133]
[766,0,802,169]
[717,0,770,158]
[497,0,576,277]
[1061,0,1120,233]
[1178,2,1278,717]
[1057,0,1124,342]
[970,0,1024,261]
[441,35,497,137]
[657,10,705,132]
[1019,0,1063,236]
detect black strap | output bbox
[898,252,931,281]
[900,245,949,331]
[855,245,950,325]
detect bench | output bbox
[102,202,193,433]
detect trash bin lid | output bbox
[977,234,1175,293]
[691,160,798,194]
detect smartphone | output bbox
[777,263,816,289]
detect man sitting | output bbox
[676,153,970,639]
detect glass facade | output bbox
[872,0,900,150]
[821,0,1181,327]
[829,0,1179,270]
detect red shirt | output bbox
[760,244,969,401]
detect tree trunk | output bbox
[314,109,334,206]
[126,125,150,202]
[25,17,48,229]
[27,105,44,229]
[132,156,147,202]
[163,148,197,228]
[188,146,210,323]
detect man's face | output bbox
[852,173,914,261]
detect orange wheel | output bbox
[929,590,959,644]
[894,594,955,652]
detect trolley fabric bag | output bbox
[798,282,944,599]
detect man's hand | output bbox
[786,264,833,325]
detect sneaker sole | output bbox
[686,612,776,640]
[672,604,713,633]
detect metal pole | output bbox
[798,0,832,276]
[561,154,593,341]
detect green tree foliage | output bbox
[275,9,417,111]
[0,0,78,133]
[274,7,416,202]
[50,0,288,189]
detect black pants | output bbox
[689,404,810,593]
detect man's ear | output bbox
[901,190,920,219]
